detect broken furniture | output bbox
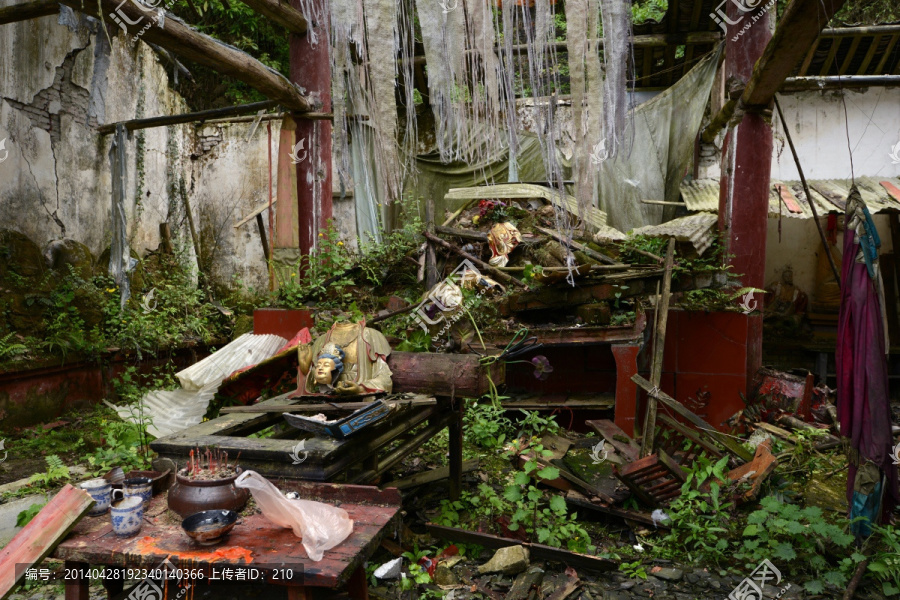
[52,482,402,600]
[152,352,504,500]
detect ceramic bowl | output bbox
[181,510,239,546]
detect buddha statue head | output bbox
[313,344,345,387]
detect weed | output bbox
[868,524,900,596]
[619,560,648,580]
[16,502,46,527]
[28,455,70,488]
[464,402,514,450]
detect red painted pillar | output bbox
[612,344,641,436]
[717,1,774,380]
[290,1,333,256]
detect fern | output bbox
[29,454,71,487]
[0,333,27,359]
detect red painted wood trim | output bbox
[775,183,803,214]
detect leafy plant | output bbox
[395,329,432,353]
[0,332,27,360]
[502,444,592,552]
[620,560,648,580]
[84,417,153,476]
[735,496,858,593]
[516,410,561,439]
[868,524,900,596]
[28,455,70,488]
[465,402,514,450]
[657,455,734,563]
[16,502,46,527]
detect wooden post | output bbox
[640,238,675,457]
[425,194,439,289]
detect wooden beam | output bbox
[780,75,900,91]
[388,459,479,490]
[742,0,848,107]
[238,0,307,35]
[97,100,279,135]
[703,0,847,141]
[0,0,58,25]
[58,0,312,112]
[633,374,753,461]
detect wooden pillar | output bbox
[289,0,333,257]
[717,1,774,382]
[64,561,90,600]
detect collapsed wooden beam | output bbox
[238,0,307,35]
[57,0,313,112]
[702,0,848,141]
[0,0,58,25]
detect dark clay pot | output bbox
[167,467,249,518]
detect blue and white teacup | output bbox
[110,496,144,537]
[79,478,112,516]
[113,477,152,510]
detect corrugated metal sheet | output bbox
[445,184,611,232]
[630,212,719,255]
[177,333,288,391]
[681,177,900,218]
[110,333,288,437]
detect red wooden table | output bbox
[52,482,402,600]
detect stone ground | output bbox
[6,561,890,600]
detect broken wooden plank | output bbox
[58,0,313,112]
[641,238,676,457]
[564,490,670,529]
[504,396,615,411]
[754,422,797,445]
[388,459,479,491]
[656,413,724,462]
[586,419,640,462]
[0,484,94,600]
[0,0,58,25]
[426,524,618,572]
[774,183,803,214]
[726,439,778,502]
[632,375,753,462]
[544,569,581,600]
[535,226,620,265]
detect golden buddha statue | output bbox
[297,320,393,396]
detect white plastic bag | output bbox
[235,470,354,561]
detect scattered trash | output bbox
[374,557,403,579]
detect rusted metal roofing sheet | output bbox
[630,212,719,255]
[681,177,900,218]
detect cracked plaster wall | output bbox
[0,11,297,293]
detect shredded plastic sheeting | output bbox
[177,333,288,391]
[110,333,287,438]
[597,46,722,232]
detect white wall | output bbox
[771,88,900,181]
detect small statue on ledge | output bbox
[764,266,809,335]
[297,320,393,396]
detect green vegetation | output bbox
[27,455,71,489]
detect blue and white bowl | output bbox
[80,478,112,517]
[110,497,144,537]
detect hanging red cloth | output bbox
[837,187,898,527]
